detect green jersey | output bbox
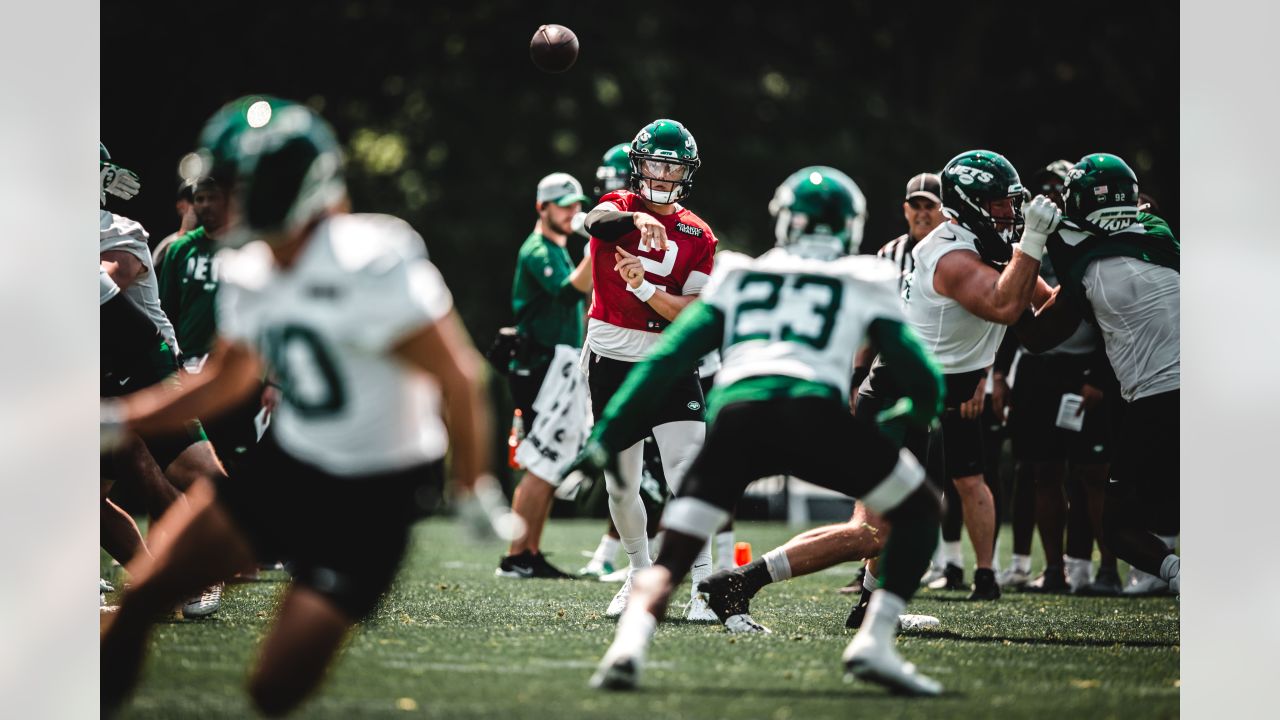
[156,226,221,359]
[510,232,585,371]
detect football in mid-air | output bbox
[530,24,578,73]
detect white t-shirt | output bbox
[1082,256,1180,401]
[703,248,903,401]
[100,210,178,351]
[217,213,454,476]
[902,222,1006,373]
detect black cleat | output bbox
[967,568,1002,600]
[495,551,575,579]
[1024,565,1070,594]
[928,563,966,591]
[1078,565,1123,596]
[845,584,874,629]
[698,568,753,621]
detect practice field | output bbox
[104,520,1179,719]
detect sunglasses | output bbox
[907,198,939,211]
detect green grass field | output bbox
[104,519,1179,719]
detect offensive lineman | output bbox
[571,166,947,695]
[101,98,512,716]
[581,119,719,620]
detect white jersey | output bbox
[100,210,178,350]
[902,222,1006,373]
[217,213,454,476]
[702,248,903,400]
[99,265,120,306]
[1082,256,1180,401]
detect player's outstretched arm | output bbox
[593,300,724,452]
[119,339,263,437]
[867,319,945,431]
[1011,286,1085,353]
[393,310,492,493]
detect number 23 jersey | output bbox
[217,214,453,476]
[702,248,903,401]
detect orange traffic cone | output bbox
[734,541,752,567]
[508,409,525,470]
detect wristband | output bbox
[628,280,657,303]
[1018,231,1047,261]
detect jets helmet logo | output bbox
[947,165,994,185]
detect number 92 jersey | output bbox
[702,248,903,401]
[217,214,454,477]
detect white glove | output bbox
[571,210,590,238]
[101,163,142,201]
[1018,194,1060,261]
[100,399,127,453]
[454,475,527,544]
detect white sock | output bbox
[862,567,878,593]
[930,532,946,567]
[762,548,792,583]
[1011,553,1031,574]
[992,536,1003,572]
[612,606,657,658]
[714,530,735,571]
[593,535,621,566]
[864,589,906,643]
[943,541,963,567]
[1159,554,1180,582]
[690,540,713,597]
[622,536,652,571]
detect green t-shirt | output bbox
[156,226,220,359]
[510,232,585,370]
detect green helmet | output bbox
[594,143,631,199]
[768,166,866,259]
[100,142,111,165]
[629,119,701,204]
[1062,153,1140,232]
[940,150,1025,265]
[196,96,346,246]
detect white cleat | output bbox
[724,613,771,634]
[600,567,630,583]
[100,578,116,594]
[685,592,718,622]
[919,563,945,587]
[606,574,633,618]
[898,614,940,632]
[842,634,943,696]
[182,583,223,619]
[1065,558,1094,593]
[1123,568,1170,596]
[590,649,641,691]
[996,567,1031,590]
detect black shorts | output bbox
[586,351,704,448]
[1108,390,1179,534]
[856,364,985,481]
[202,384,267,476]
[215,431,443,619]
[1008,353,1113,464]
[508,362,551,426]
[682,396,904,511]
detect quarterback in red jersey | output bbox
[581,118,719,621]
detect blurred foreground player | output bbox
[101,98,513,716]
[571,167,947,695]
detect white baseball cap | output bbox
[536,172,590,206]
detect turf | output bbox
[104,519,1179,719]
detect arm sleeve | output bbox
[584,204,636,241]
[867,318,945,429]
[993,329,1019,375]
[594,301,725,451]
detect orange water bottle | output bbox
[508,409,525,470]
[734,541,752,566]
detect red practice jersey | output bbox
[587,190,718,335]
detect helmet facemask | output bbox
[630,156,697,204]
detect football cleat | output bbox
[1078,566,1123,596]
[590,652,641,691]
[182,583,223,619]
[996,567,1031,590]
[1065,558,1094,593]
[724,613,771,634]
[846,585,874,629]
[928,563,966,591]
[495,551,575,579]
[685,592,719,622]
[100,578,116,594]
[599,567,630,583]
[843,633,943,696]
[697,568,753,621]
[967,568,1002,601]
[1123,568,1170,596]
[919,562,947,587]
[1024,566,1070,594]
[577,559,617,580]
[606,574,634,618]
[898,614,941,632]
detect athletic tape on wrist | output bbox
[628,280,657,303]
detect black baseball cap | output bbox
[905,173,942,204]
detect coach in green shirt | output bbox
[156,177,228,365]
[499,172,593,579]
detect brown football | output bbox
[529,24,579,73]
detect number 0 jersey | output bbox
[586,189,717,361]
[702,248,904,401]
[217,214,454,476]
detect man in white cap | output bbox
[495,173,594,578]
